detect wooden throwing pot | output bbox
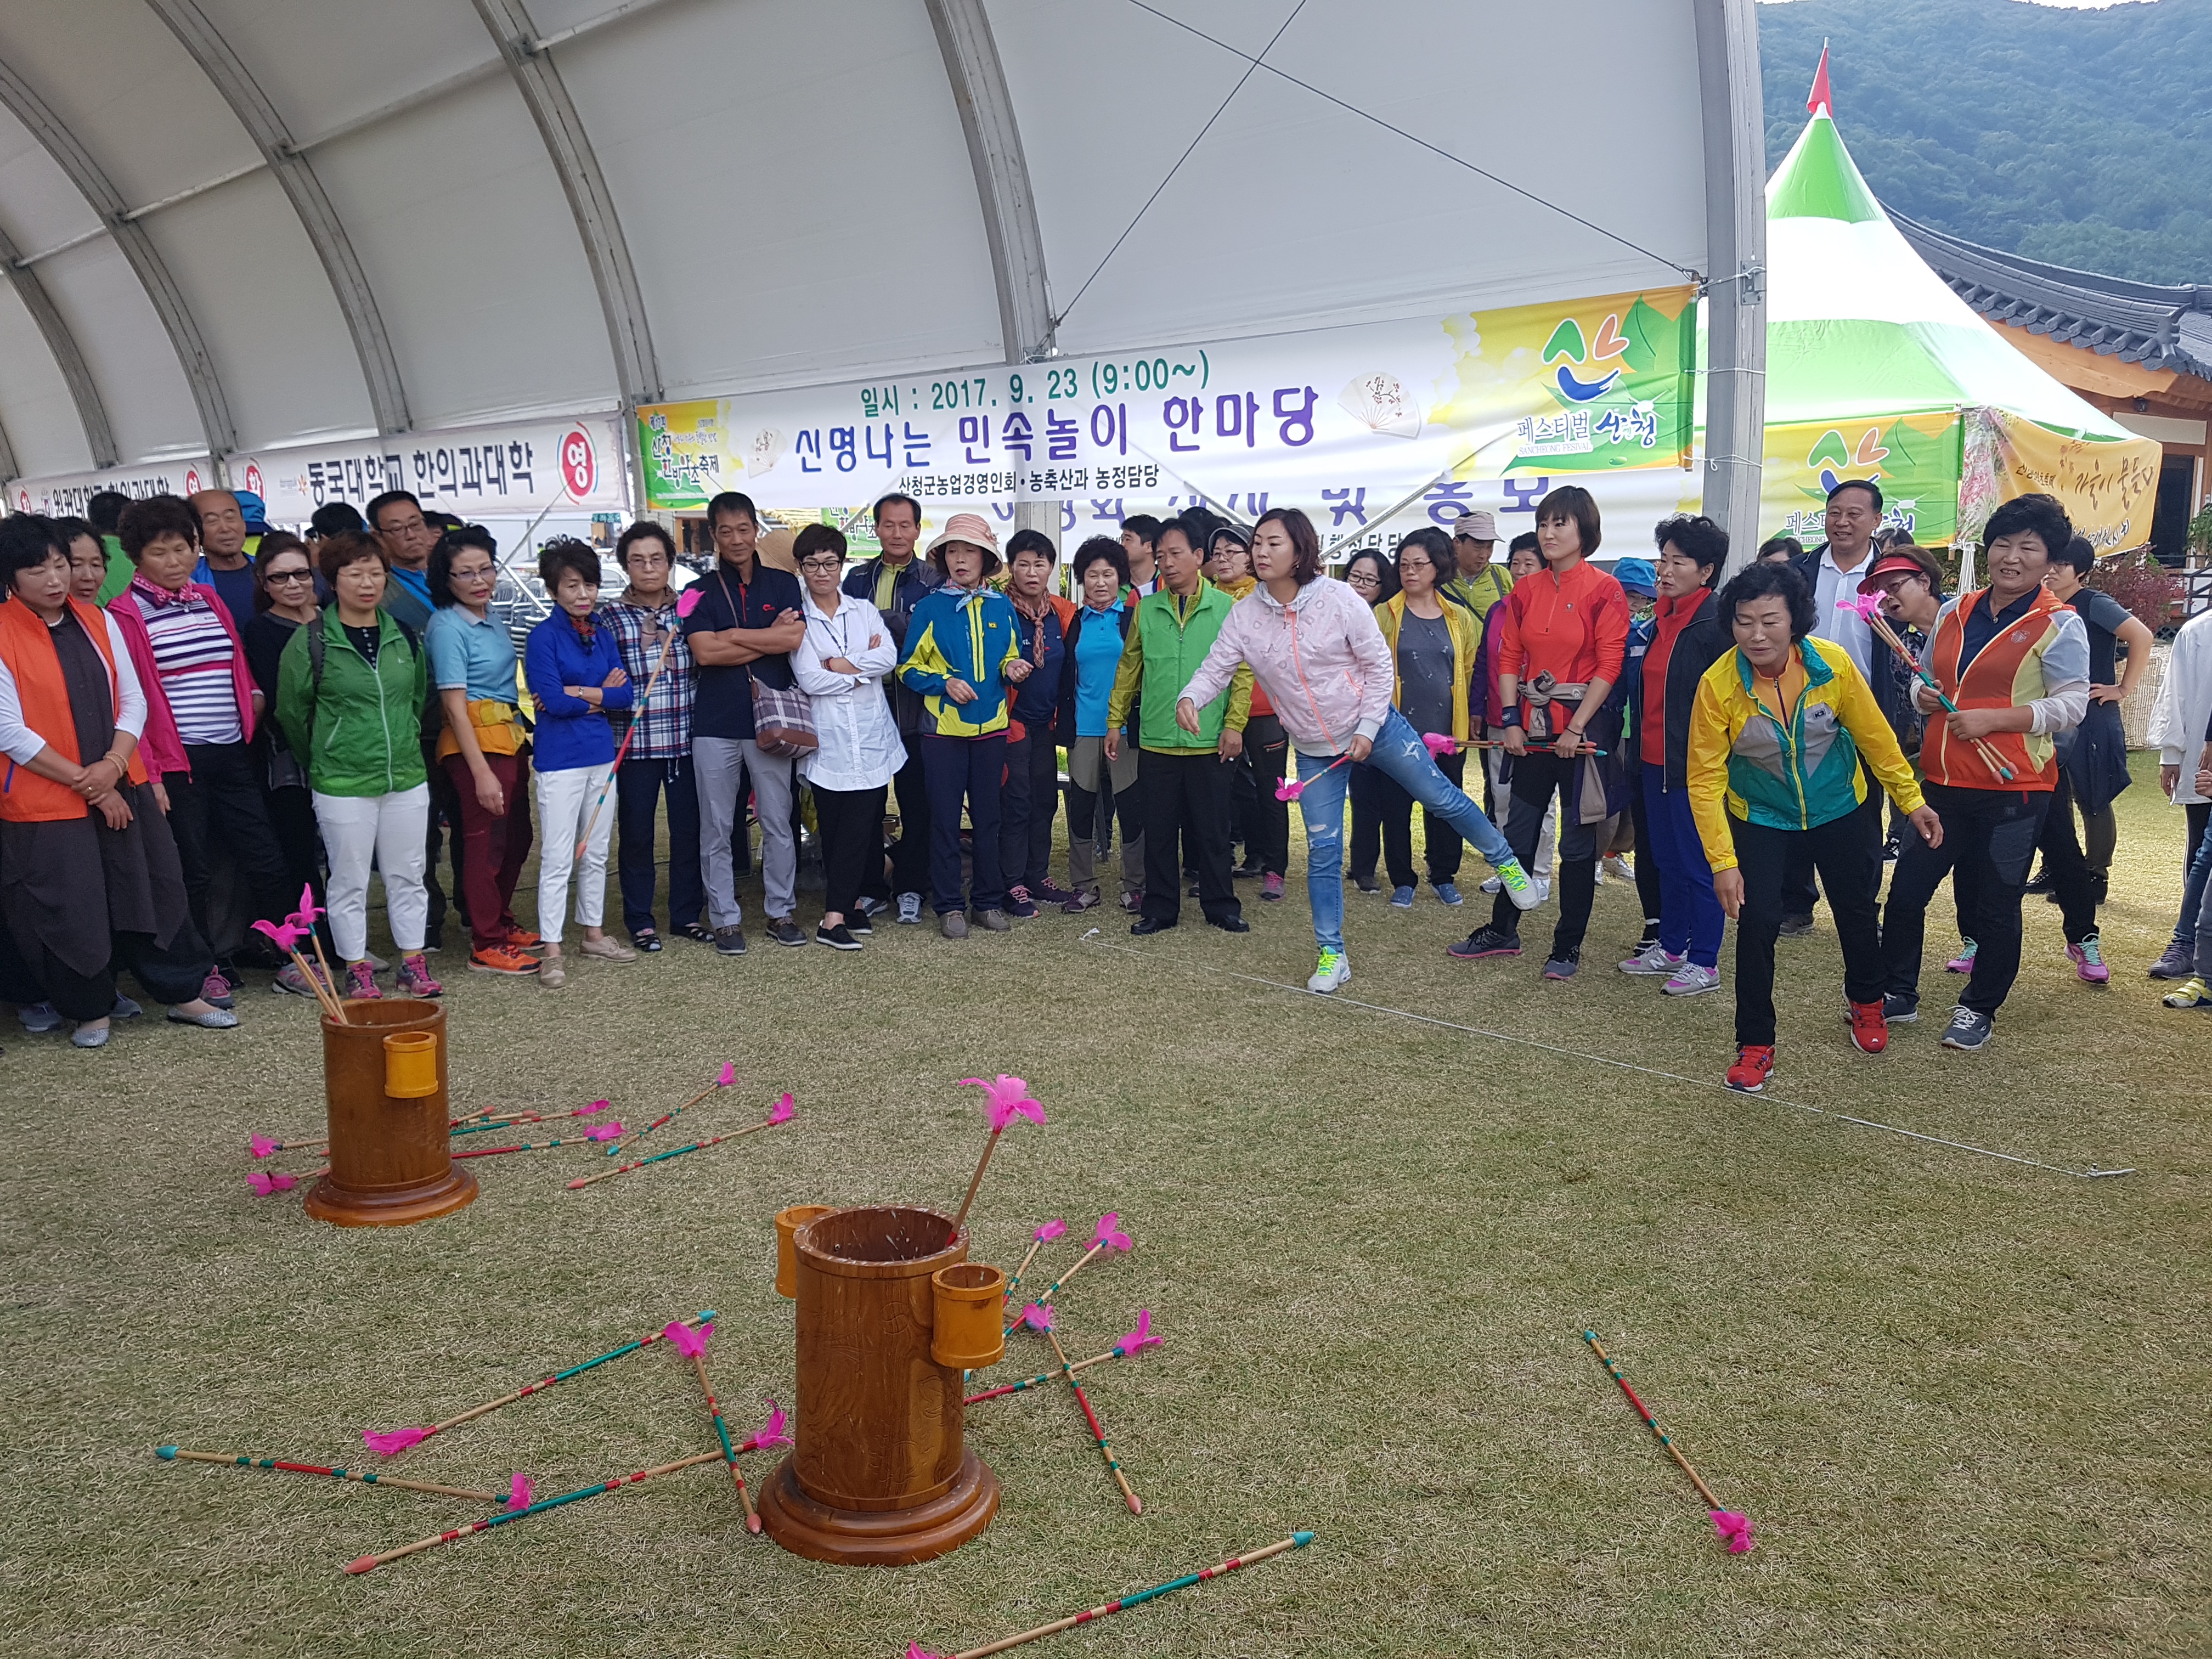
[303,999,477,1227]
[756,1205,998,1564]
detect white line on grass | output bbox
[1077,931,2134,1181]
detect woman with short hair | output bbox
[522,539,635,987]
[275,532,441,1002]
[1688,562,1940,1092]
[1619,514,1733,995]
[793,523,904,949]
[0,516,235,1046]
[1449,486,1631,980]
[999,527,1069,917]
[600,521,701,952]
[240,532,334,998]
[425,525,539,976]
[1056,537,1143,912]
[1370,528,1481,909]
[1178,507,1534,993]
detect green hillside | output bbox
[1757,0,2212,284]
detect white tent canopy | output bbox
[0,0,1766,534]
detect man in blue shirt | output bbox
[680,491,806,954]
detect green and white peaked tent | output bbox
[1743,106,2161,551]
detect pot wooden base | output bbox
[756,1449,998,1566]
[303,1164,477,1227]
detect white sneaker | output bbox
[1479,875,1502,895]
[1532,877,1551,904]
[1604,854,1636,882]
[1494,859,1544,912]
[1307,949,1351,994]
[1663,961,1721,997]
[895,892,923,925]
[1618,941,1683,976]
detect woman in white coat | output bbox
[793,524,906,950]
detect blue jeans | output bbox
[2174,802,2211,952]
[1641,763,1724,968]
[1296,709,1515,952]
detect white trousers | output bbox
[314,783,431,961]
[535,763,616,944]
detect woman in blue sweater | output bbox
[523,540,635,988]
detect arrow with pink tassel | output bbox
[1018,1304,1142,1514]
[662,1319,761,1532]
[1582,1328,1753,1554]
[567,1093,794,1190]
[450,1124,623,1159]
[361,1310,715,1457]
[602,1062,737,1157]
[1002,1218,1065,1307]
[967,1312,1161,1406]
[951,1075,1044,1234]
[247,1165,328,1195]
[1007,1212,1131,1335]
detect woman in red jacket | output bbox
[1449,486,1631,979]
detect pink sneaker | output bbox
[397,953,443,997]
[1261,872,1285,901]
[344,961,381,1001]
[2067,936,2109,985]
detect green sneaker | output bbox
[1306,949,1351,994]
[1496,859,1543,911]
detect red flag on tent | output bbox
[1807,41,1832,117]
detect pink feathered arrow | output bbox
[740,1400,791,1453]
[1277,752,1353,802]
[1423,731,1461,758]
[1003,1217,1066,1304]
[769,1091,795,1125]
[1019,1302,1054,1333]
[1711,1509,1754,1553]
[363,1427,428,1457]
[662,1319,712,1358]
[1117,1309,1161,1355]
[585,1122,623,1141]
[506,1474,535,1511]
[950,1075,1043,1233]
[1010,1212,1135,1333]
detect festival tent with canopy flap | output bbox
[1742,64,2162,554]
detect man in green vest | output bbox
[1443,507,1514,617]
[1107,514,1252,935]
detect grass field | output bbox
[3,754,2207,1658]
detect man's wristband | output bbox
[1497,709,1522,729]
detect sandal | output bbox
[632,927,663,953]
[673,922,715,945]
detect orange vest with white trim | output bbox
[1921,587,2066,792]
[0,596,150,822]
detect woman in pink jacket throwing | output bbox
[1178,507,1539,992]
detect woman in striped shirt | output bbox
[105,495,291,1007]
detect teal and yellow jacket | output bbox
[1685,635,1922,873]
[898,585,1022,737]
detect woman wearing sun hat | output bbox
[895,512,1031,937]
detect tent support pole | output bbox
[1695,0,1769,571]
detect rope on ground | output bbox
[1077,931,2135,1181]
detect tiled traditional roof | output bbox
[1891,208,2212,383]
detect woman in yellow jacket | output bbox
[1686,562,1941,1094]
[1373,528,1483,909]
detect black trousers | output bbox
[1730,811,1883,1046]
[1139,747,1240,927]
[814,783,888,920]
[1882,782,2051,1017]
[616,756,703,935]
[1780,755,1883,919]
[1627,765,1664,929]
[26,921,217,1020]
[884,743,931,899]
[1000,728,1060,894]
[921,733,1005,913]
[1489,749,1600,955]
[420,737,464,942]
[1233,713,1290,876]
[167,741,292,960]
[1375,746,1466,888]
[1348,761,1385,883]
[2033,768,2101,945]
[264,781,334,952]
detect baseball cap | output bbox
[1611,556,1657,598]
[1452,509,1498,541]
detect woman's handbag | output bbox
[716,569,818,759]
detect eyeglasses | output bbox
[266,569,314,584]
[799,557,843,573]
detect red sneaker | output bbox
[504,924,544,949]
[1725,1045,1774,1093]
[1846,998,1888,1054]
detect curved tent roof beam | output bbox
[0,55,235,462]
[470,0,663,406]
[927,0,1053,366]
[143,0,413,436]
[0,218,118,469]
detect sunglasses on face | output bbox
[266,569,314,584]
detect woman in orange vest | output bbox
[0,516,236,1048]
[1876,494,2091,1053]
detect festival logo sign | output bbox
[1760,413,1961,545]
